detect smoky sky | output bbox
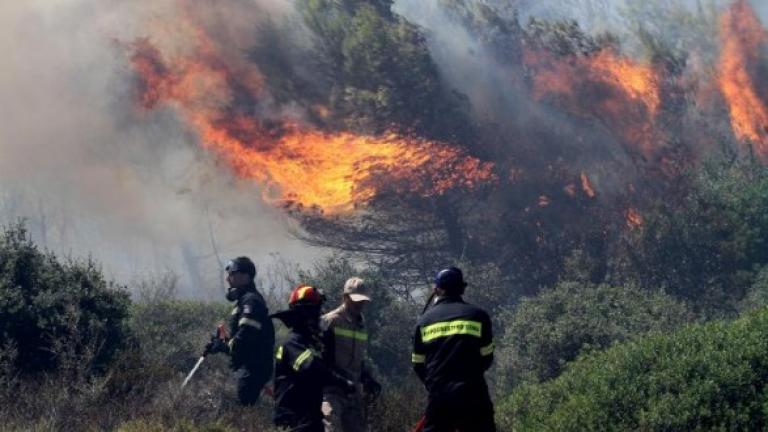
[0,0,324,298]
[2,0,765,298]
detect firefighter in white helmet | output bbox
[321,277,382,432]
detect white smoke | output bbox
[0,0,325,298]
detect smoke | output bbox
[754,1,768,23]
[4,0,766,297]
[391,0,647,194]
[0,0,324,298]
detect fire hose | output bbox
[181,323,228,389]
[411,415,426,432]
[181,355,207,389]
[180,323,276,397]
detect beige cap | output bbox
[343,277,370,302]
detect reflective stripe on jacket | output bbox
[412,296,494,394]
[228,289,275,382]
[321,305,368,383]
[274,331,345,426]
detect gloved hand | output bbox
[362,378,382,400]
[204,335,229,355]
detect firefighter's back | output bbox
[417,298,492,393]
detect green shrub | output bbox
[499,307,768,431]
[116,419,238,432]
[129,298,230,371]
[623,162,768,316]
[496,281,691,390]
[0,222,130,375]
[741,265,768,312]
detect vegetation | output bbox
[0,222,130,375]
[0,224,426,431]
[621,163,768,316]
[499,307,768,431]
[496,281,691,388]
[7,0,768,430]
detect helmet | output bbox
[225,257,256,278]
[271,284,325,331]
[435,267,467,294]
[288,284,325,308]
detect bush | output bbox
[129,296,230,372]
[499,307,768,431]
[0,221,130,375]
[496,281,691,389]
[741,265,768,312]
[623,162,768,316]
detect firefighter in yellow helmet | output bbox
[320,277,381,432]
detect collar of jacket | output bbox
[434,295,464,306]
[337,304,365,326]
[236,284,257,301]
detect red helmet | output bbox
[288,284,324,308]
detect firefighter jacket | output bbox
[411,296,494,394]
[274,330,352,426]
[321,305,371,384]
[227,288,275,383]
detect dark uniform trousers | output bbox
[413,296,496,432]
[423,381,495,432]
[229,288,275,405]
[234,368,264,406]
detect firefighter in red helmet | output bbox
[271,285,355,432]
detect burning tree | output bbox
[127,0,768,312]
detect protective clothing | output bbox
[272,285,354,432]
[227,286,275,405]
[225,256,257,301]
[434,267,467,294]
[229,289,275,373]
[412,295,495,432]
[322,305,371,383]
[226,256,257,277]
[321,303,379,432]
[205,334,228,354]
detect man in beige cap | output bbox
[321,277,382,432]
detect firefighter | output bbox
[411,267,496,432]
[321,277,382,432]
[271,285,356,432]
[205,256,275,405]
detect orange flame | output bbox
[580,172,596,198]
[626,208,644,228]
[717,0,768,160]
[129,20,494,214]
[525,48,662,158]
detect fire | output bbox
[580,172,596,198]
[525,48,662,158]
[626,208,644,228]
[717,0,768,160]
[128,16,494,214]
